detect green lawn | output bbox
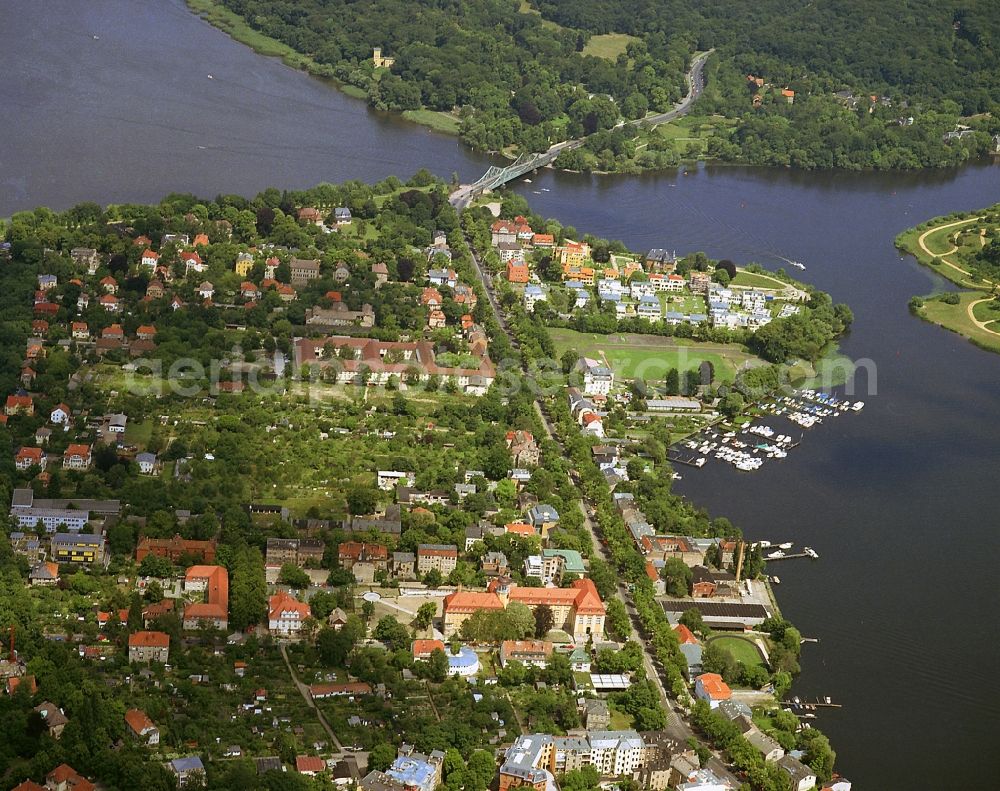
[607,706,634,730]
[917,292,1000,354]
[658,293,705,314]
[731,270,788,290]
[402,109,461,135]
[549,327,763,384]
[123,419,153,447]
[582,33,639,60]
[708,635,767,669]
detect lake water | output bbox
[3,1,999,786]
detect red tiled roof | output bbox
[125,708,156,735]
[412,639,445,658]
[128,630,169,648]
[296,755,326,774]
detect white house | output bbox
[141,249,159,269]
[637,295,662,321]
[268,592,311,635]
[428,268,457,289]
[50,404,71,424]
[136,452,157,474]
[377,470,415,490]
[524,284,546,312]
[577,358,614,396]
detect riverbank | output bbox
[896,205,1000,354]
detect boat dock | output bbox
[783,698,843,710]
[764,552,811,561]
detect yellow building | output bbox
[557,240,592,269]
[51,533,106,564]
[373,47,395,69]
[234,252,254,277]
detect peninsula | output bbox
[0,174,842,790]
[896,203,1000,354]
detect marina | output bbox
[668,389,863,472]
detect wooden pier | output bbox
[782,698,843,709]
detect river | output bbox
[3,1,999,787]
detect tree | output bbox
[720,391,745,419]
[317,626,357,667]
[144,579,164,602]
[278,563,310,588]
[560,349,579,374]
[138,553,173,579]
[679,608,705,636]
[664,367,680,395]
[414,601,437,630]
[533,604,554,638]
[346,485,378,515]
[587,558,618,600]
[361,600,375,621]
[605,598,631,641]
[661,557,692,597]
[368,743,397,773]
[422,568,443,588]
[373,615,409,651]
[426,647,449,682]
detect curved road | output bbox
[451,50,714,208]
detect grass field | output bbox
[402,109,462,135]
[917,293,1000,354]
[731,270,788,290]
[548,327,762,384]
[582,33,639,60]
[708,635,767,669]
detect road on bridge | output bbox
[450,49,714,208]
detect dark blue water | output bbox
[3,1,999,786]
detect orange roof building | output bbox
[296,755,326,775]
[45,765,95,791]
[444,578,605,641]
[268,592,311,635]
[695,672,732,707]
[504,522,536,537]
[128,630,170,663]
[673,624,699,645]
[182,565,229,629]
[506,261,530,283]
[412,638,446,659]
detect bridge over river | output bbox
[449,50,712,208]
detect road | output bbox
[450,49,713,208]
[463,228,739,788]
[279,643,362,779]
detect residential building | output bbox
[390,551,416,579]
[528,504,559,537]
[51,533,105,564]
[268,591,311,635]
[500,731,646,791]
[169,757,206,787]
[777,756,817,791]
[183,565,229,630]
[523,284,546,312]
[506,261,530,283]
[136,535,217,563]
[44,764,97,791]
[296,756,326,776]
[29,561,59,586]
[234,252,255,276]
[583,699,609,730]
[15,446,45,471]
[417,544,458,576]
[62,444,92,470]
[128,631,170,663]
[499,640,553,668]
[33,701,68,738]
[136,452,158,474]
[383,748,444,791]
[338,541,388,570]
[576,358,614,396]
[377,470,415,490]
[743,726,784,762]
[289,257,321,285]
[309,681,372,699]
[694,673,732,708]
[125,708,160,745]
[265,537,325,568]
[482,550,509,577]
[5,394,34,416]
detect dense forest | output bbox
[208,0,1000,170]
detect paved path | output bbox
[279,643,355,775]
[915,216,1000,338]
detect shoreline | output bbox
[896,205,1000,354]
[184,0,991,180]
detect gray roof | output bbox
[171,757,205,773]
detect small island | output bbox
[896,204,1000,354]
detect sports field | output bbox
[549,328,763,384]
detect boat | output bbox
[207,74,214,79]
[804,546,819,559]
[824,696,832,704]
[523,178,532,183]
[756,540,772,548]
[778,542,793,549]
[767,550,786,559]
[771,576,781,584]
[852,401,864,411]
